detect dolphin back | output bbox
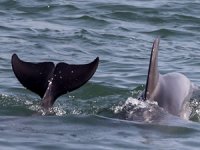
[144,38,160,100]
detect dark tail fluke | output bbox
[11,54,55,98]
[11,54,99,108]
[41,57,99,108]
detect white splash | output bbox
[29,104,66,116]
[113,97,164,123]
[114,97,158,114]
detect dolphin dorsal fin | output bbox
[11,54,99,107]
[144,38,160,100]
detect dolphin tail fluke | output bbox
[11,54,55,98]
[11,54,99,108]
[41,57,99,108]
[144,37,160,100]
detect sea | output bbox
[0,0,200,149]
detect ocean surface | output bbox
[0,0,200,149]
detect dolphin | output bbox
[139,38,194,118]
[11,54,99,109]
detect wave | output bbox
[141,28,196,38]
[1,83,200,124]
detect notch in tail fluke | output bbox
[11,54,99,108]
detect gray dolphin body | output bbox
[140,38,194,118]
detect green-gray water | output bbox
[0,0,200,149]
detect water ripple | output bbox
[0,1,200,149]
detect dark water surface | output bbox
[0,0,200,149]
